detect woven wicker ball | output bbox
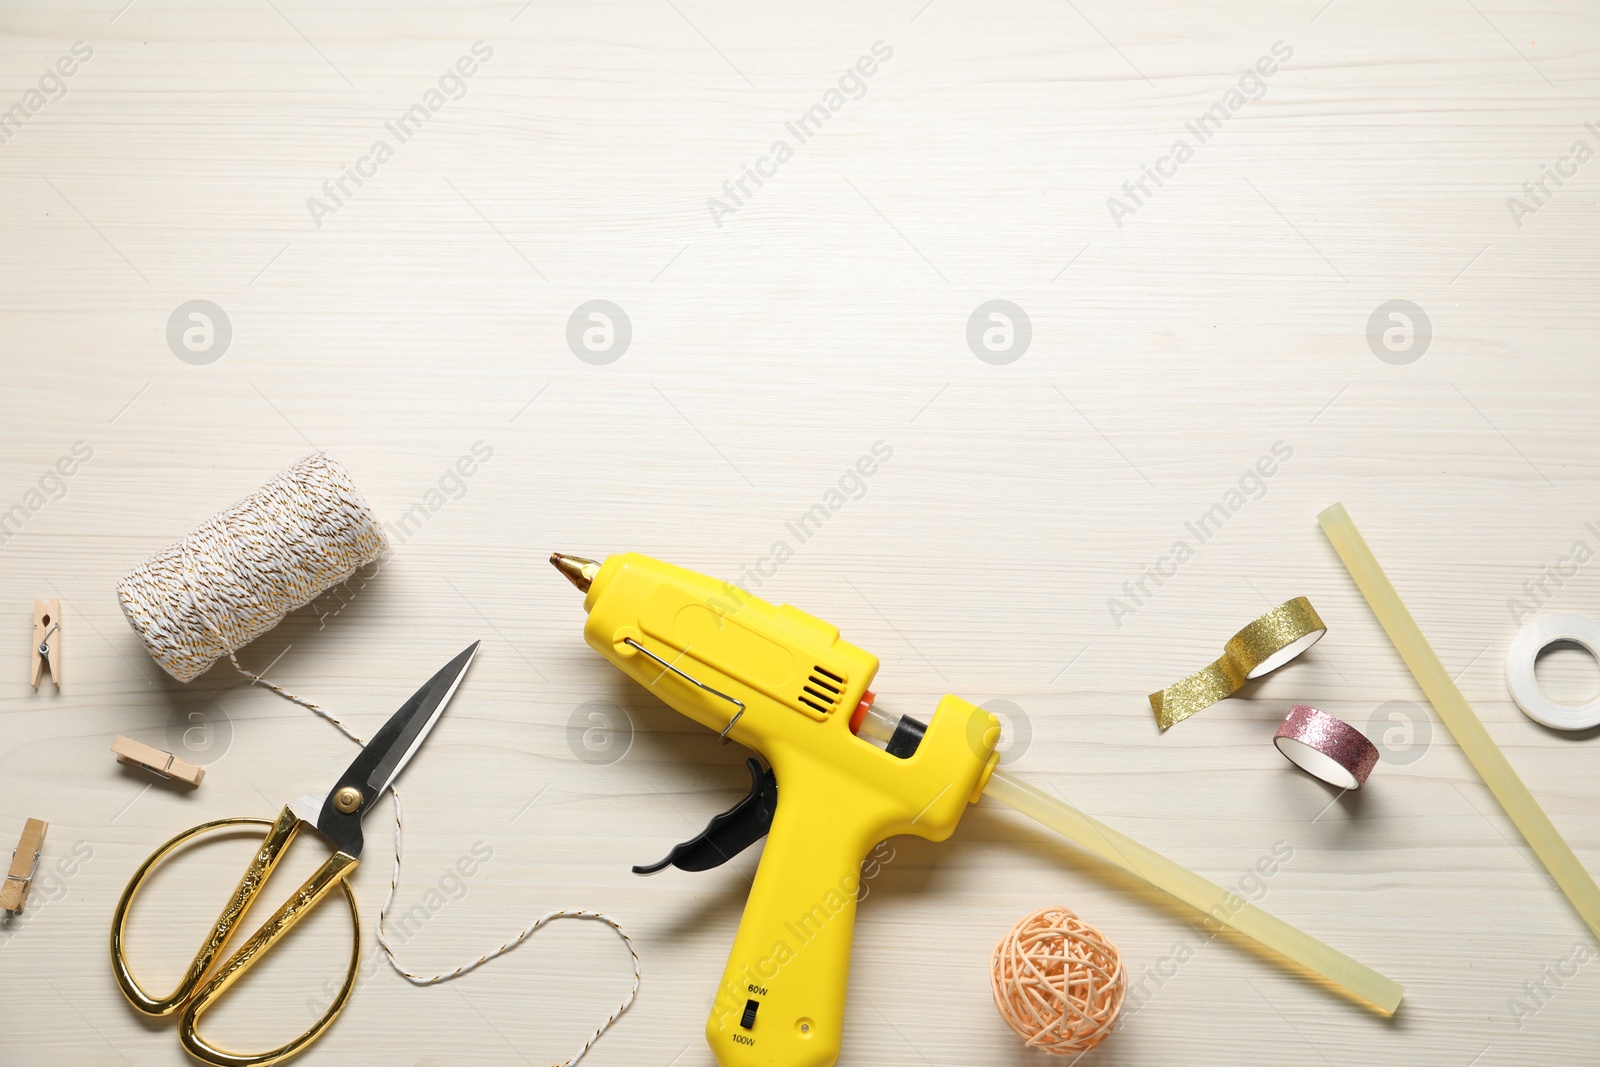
[990,906,1126,1054]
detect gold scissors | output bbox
[110,642,479,1067]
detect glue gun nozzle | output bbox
[550,553,601,594]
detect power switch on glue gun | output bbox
[552,552,1402,1067]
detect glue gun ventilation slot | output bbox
[799,666,844,714]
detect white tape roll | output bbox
[1506,614,1600,731]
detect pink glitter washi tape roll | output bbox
[1274,705,1379,789]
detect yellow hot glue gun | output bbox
[552,552,1402,1067]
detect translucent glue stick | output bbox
[854,702,1404,1014]
[1319,502,1600,943]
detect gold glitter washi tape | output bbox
[1149,597,1326,731]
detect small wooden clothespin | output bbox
[1,818,47,913]
[112,736,205,787]
[31,599,60,689]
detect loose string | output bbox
[227,653,641,1067]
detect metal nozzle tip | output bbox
[550,553,601,594]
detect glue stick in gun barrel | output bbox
[551,552,1403,1067]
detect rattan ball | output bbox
[990,906,1125,1054]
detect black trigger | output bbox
[634,757,778,875]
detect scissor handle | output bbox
[179,848,360,1067]
[110,805,363,1066]
[112,809,297,1016]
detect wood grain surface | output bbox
[2,2,1598,1064]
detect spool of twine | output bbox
[991,905,1125,1054]
[116,452,387,682]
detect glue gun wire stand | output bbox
[852,703,1404,1016]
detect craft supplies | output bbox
[112,736,205,787]
[1148,597,1326,730]
[1319,503,1600,942]
[110,459,639,1067]
[1274,705,1379,789]
[555,549,1403,1067]
[991,906,1124,1054]
[1,819,47,913]
[112,647,475,1065]
[1506,614,1600,730]
[31,599,60,689]
[981,769,1402,1013]
[116,452,386,683]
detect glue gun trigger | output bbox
[633,757,778,876]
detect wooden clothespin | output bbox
[31,599,60,689]
[112,736,205,787]
[1,818,47,913]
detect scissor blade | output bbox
[315,642,478,856]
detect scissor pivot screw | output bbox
[333,787,362,814]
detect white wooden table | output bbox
[3,2,1598,1064]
